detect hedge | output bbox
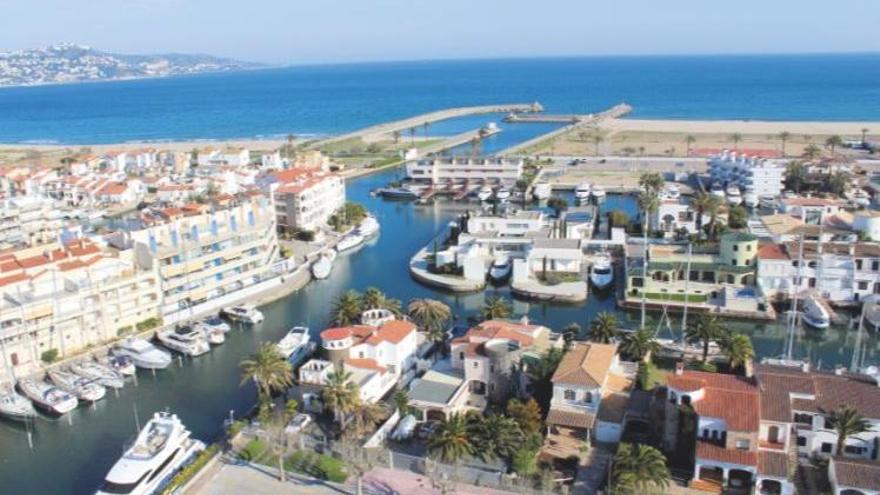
[162,443,220,494]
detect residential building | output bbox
[828,458,880,495]
[649,196,699,237]
[405,157,524,185]
[197,148,250,168]
[780,197,844,225]
[709,150,786,198]
[271,169,345,233]
[0,196,64,248]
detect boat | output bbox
[532,182,552,200]
[221,304,264,324]
[726,185,743,206]
[156,325,211,356]
[311,250,336,280]
[710,183,725,199]
[96,411,205,495]
[656,338,724,360]
[48,369,106,402]
[276,326,312,364]
[574,182,592,200]
[113,338,173,370]
[197,316,231,334]
[802,294,831,330]
[200,326,226,345]
[759,195,778,210]
[0,388,38,421]
[69,361,125,389]
[848,188,871,207]
[377,187,418,200]
[335,232,364,252]
[99,355,137,376]
[358,215,380,238]
[487,256,512,283]
[495,186,511,201]
[661,184,681,201]
[17,379,78,415]
[591,185,607,201]
[476,185,493,201]
[743,191,759,208]
[589,254,614,290]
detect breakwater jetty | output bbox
[499,103,632,155]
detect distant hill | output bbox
[0,43,266,87]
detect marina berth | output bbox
[589,252,614,290]
[311,250,336,280]
[48,369,107,402]
[69,361,125,389]
[0,388,38,421]
[113,338,173,370]
[335,231,365,252]
[276,326,313,364]
[221,304,264,324]
[17,379,78,415]
[156,326,211,357]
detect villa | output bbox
[828,458,880,495]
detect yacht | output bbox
[532,182,552,201]
[848,188,871,207]
[96,411,205,495]
[69,361,125,389]
[802,295,831,330]
[222,304,264,324]
[113,338,173,370]
[476,185,493,201]
[156,326,211,356]
[0,388,38,421]
[488,256,512,283]
[311,250,336,280]
[100,355,137,376]
[661,184,681,201]
[589,254,614,290]
[656,338,724,360]
[197,316,231,334]
[335,231,364,252]
[726,185,743,206]
[710,183,726,199]
[377,186,418,201]
[48,369,107,402]
[358,215,380,238]
[200,326,226,346]
[495,186,511,201]
[574,183,592,200]
[276,326,313,364]
[18,379,78,415]
[591,185,607,201]
[743,191,759,208]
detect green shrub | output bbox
[136,317,160,332]
[315,455,347,482]
[511,447,538,476]
[41,349,59,364]
[238,438,267,461]
[687,361,717,373]
[643,292,708,303]
[284,451,346,482]
[162,443,220,494]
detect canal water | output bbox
[1,167,877,494]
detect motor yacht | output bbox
[726,185,743,206]
[18,379,78,415]
[69,361,125,389]
[488,256,512,284]
[96,411,205,495]
[532,182,552,200]
[113,338,173,370]
[311,250,336,280]
[335,232,364,252]
[661,184,681,201]
[276,326,313,364]
[48,369,106,402]
[710,183,726,199]
[221,304,264,324]
[156,326,211,357]
[848,188,871,207]
[357,215,380,238]
[589,254,614,290]
[476,185,493,201]
[743,191,759,208]
[100,355,137,376]
[495,186,511,201]
[200,326,226,345]
[574,183,592,200]
[377,186,418,201]
[802,295,831,330]
[197,316,231,334]
[0,388,38,421]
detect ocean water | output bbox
[0,54,878,144]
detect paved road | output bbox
[190,462,353,495]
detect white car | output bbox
[284,413,313,434]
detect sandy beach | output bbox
[602,118,879,136]
[0,138,289,153]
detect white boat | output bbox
[495,186,511,201]
[591,185,607,201]
[276,326,312,363]
[532,182,552,200]
[48,369,106,402]
[18,379,78,415]
[656,338,724,360]
[311,251,336,280]
[200,326,226,345]
[802,295,831,330]
[377,186,418,200]
[710,183,726,199]
[221,304,264,324]
[574,182,592,200]
[476,185,493,201]
[743,191,759,208]
[726,185,743,206]
[197,316,231,334]
[113,338,173,370]
[96,411,205,495]
[848,188,871,207]
[488,256,512,283]
[99,355,137,376]
[157,325,211,356]
[0,388,38,421]
[336,232,364,252]
[358,215,380,237]
[69,361,125,389]
[661,184,681,201]
[589,254,614,290]
[759,195,778,210]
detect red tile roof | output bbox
[321,327,352,341]
[757,243,788,261]
[669,370,760,431]
[696,441,757,466]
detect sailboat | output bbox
[0,387,38,421]
[762,235,809,368]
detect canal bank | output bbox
[0,166,878,495]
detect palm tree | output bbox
[408,298,452,348]
[469,136,481,159]
[778,131,791,157]
[239,343,293,399]
[721,333,755,372]
[730,133,743,152]
[286,133,297,160]
[349,400,385,437]
[686,314,728,362]
[827,405,870,455]
[423,121,430,138]
[321,370,360,426]
[409,127,417,145]
[861,128,870,145]
[784,161,809,193]
[330,290,363,326]
[472,414,522,462]
[698,192,723,241]
[611,443,670,494]
[826,135,843,155]
[427,413,475,463]
[530,346,566,412]
[361,287,402,314]
[685,135,696,156]
[828,171,850,197]
[589,311,619,344]
[481,296,512,321]
[803,144,822,161]
[593,135,603,156]
[392,130,401,144]
[620,326,659,362]
[639,172,664,195]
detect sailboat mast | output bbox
[787,235,806,362]
[681,242,692,345]
[850,300,867,373]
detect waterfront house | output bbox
[780,197,844,225]
[405,157,523,185]
[709,150,786,198]
[649,195,700,238]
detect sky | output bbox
[2,0,879,64]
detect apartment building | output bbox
[0,240,161,382]
[271,168,345,233]
[405,157,524,185]
[709,150,786,198]
[0,196,64,248]
[197,148,250,168]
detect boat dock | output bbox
[499,103,632,156]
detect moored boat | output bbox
[69,361,125,389]
[574,182,591,200]
[17,379,78,415]
[99,355,137,376]
[476,185,493,201]
[710,182,725,199]
[532,182,552,200]
[589,253,614,290]
[200,326,226,345]
[743,191,759,208]
[48,369,106,402]
[488,256,512,283]
[276,326,313,364]
[0,388,38,421]
[378,187,418,200]
[726,185,743,206]
[221,304,264,324]
[802,294,831,330]
[591,185,606,201]
[495,186,511,201]
[335,232,364,252]
[311,250,336,280]
[358,215,380,237]
[156,325,211,356]
[113,338,173,370]
[197,316,231,334]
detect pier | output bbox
[499,103,632,156]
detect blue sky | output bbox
[3,0,879,64]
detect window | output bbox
[459,352,464,360]
[733,245,738,252]
[856,259,863,270]
[564,389,576,401]
[844,445,867,455]
[746,244,752,251]
[821,443,833,453]
[859,281,869,290]
[797,436,807,447]
[472,361,478,368]
[735,439,750,450]
[702,428,709,438]
[874,260,880,271]
[585,392,592,403]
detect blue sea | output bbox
[0,54,878,144]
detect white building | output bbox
[709,150,786,198]
[650,197,699,237]
[405,157,523,185]
[271,169,345,233]
[197,148,250,168]
[0,196,64,248]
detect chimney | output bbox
[675,361,685,376]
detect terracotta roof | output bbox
[756,365,880,422]
[97,182,128,195]
[365,319,416,345]
[782,197,842,207]
[546,408,595,430]
[832,457,880,490]
[0,272,29,287]
[757,243,788,261]
[695,441,757,467]
[758,451,788,478]
[321,327,352,341]
[669,370,760,431]
[552,342,617,388]
[344,358,387,373]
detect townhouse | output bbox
[650,195,699,237]
[780,197,844,225]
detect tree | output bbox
[828,171,850,197]
[481,296,512,321]
[392,130,401,144]
[337,437,377,495]
[861,128,870,145]
[469,136,482,159]
[593,135,603,156]
[611,443,670,494]
[638,172,664,195]
[349,400,385,437]
[393,389,411,415]
[322,370,360,426]
[826,135,843,155]
[721,333,755,372]
[239,343,293,399]
[803,144,822,161]
[686,314,728,362]
[330,290,363,326]
[262,398,300,482]
[778,131,791,156]
[620,326,659,362]
[427,413,475,463]
[361,286,402,314]
[827,405,870,455]
[609,210,630,229]
[530,347,566,413]
[408,298,452,347]
[730,133,743,152]
[784,161,809,193]
[693,192,723,241]
[506,398,543,438]
[728,205,748,229]
[409,127,417,145]
[589,311,619,344]
[547,195,568,217]
[685,135,696,156]
[472,414,522,462]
